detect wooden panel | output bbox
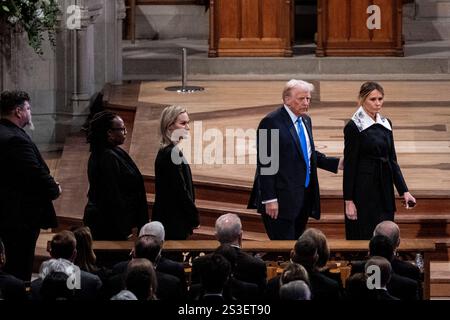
[218,0,239,38]
[209,0,293,57]
[241,0,260,38]
[317,0,403,56]
[326,0,347,40]
[261,0,278,38]
[373,0,393,41]
[350,0,370,41]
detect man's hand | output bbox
[265,201,279,219]
[345,200,357,220]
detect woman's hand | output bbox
[338,157,344,171]
[403,192,416,209]
[345,200,358,220]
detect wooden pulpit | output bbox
[316,0,404,56]
[208,0,294,57]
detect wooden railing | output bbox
[93,239,436,299]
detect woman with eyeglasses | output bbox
[83,111,148,240]
[152,105,199,240]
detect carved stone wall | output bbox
[0,0,126,147]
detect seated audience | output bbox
[123,258,157,300]
[137,221,186,286]
[0,238,27,300]
[191,213,266,291]
[265,262,310,300]
[109,235,183,300]
[364,256,399,300]
[31,231,102,301]
[40,271,73,301]
[190,244,260,301]
[197,253,233,302]
[292,236,341,300]
[373,221,422,298]
[279,280,311,300]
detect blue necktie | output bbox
[296,117,310,187]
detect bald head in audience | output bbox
[139,221,165,244]
[373,221,400,249]
[215,213,243,246]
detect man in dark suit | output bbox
[373,221,422,298]
[373,221,421,281]
[0,238,27,300]
[109,235,183,300]
[191,213,267,291]
[249,80,342,240]
[0,90,61,281]
[31,231,102,301]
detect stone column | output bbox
[113,0,126,85]
[71,0,102,116]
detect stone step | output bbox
[431,261,450,298]
[146,194,450,239]
[144,179,450,214]
[123,40,450,80]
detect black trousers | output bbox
[0,227,40,282]
[262,186,312,240]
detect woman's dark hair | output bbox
[72,226,98,273]
[358,81,384,106]
[86,110,118,151]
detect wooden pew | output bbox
[93,238,436,299]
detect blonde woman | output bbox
[152,106,199,240]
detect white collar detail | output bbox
[351,106,391,132]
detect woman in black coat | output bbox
[83,111,148,240]
[343,82,416,240]
[152,105,199,240]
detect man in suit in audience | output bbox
[0,90,61,281]
[0,238,27,300]
[31,231,102,300]
[291,236,341,300]
[110,235,183,300]
[138,221,186,285]
[368,235,419,300]
[373,221,421,281]
[191,213,267,291]
[364,256,399,300]
[248,80,342,240]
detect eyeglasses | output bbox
[110,127,127,133]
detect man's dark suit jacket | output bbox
[248,107,339,221]
[0,119,59,230]
[31,269,102,301]
[0,271,27,300]
[112,256,187,293]
[191,247,267,291]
